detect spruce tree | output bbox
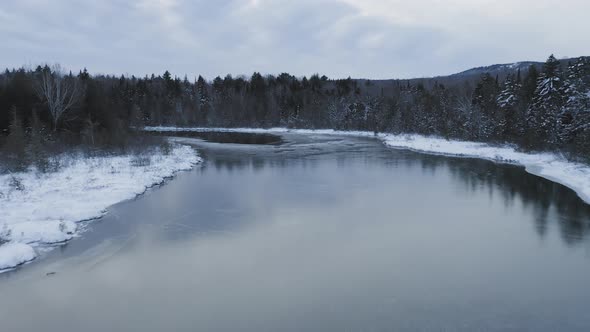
[497,74,520,109]
[472,73,500,139]
[526,55,565,148]
[521,65,539,103]
[196,75,210,124]
[497,73,522,139]
[561,57,590,157]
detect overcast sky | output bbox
[2,0,589,79]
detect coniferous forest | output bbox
[1,54,589,167]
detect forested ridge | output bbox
[1,54,589,165]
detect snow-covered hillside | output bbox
[148,126,590,205]
[0,144,201,273]
[448,61,540,79]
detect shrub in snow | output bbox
[9,176,25,192]
[0,224,11,244]
[130,154,152,167]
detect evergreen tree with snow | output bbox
[472,73,499,139]
[526,55,565,148]
[521,65,539,103]
[195,75,210,125]
[561,57,590,157]
[497,73,521,109]
[496,73,522,140]
[196,76,208,104]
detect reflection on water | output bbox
[197,137,590,246]
[415,156,590,245]
[1,133,590,331]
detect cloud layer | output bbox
[2,0,589,79]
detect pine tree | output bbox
[496,73,522,139]
[78,68,90,81]
[163,70,172,83]
[561,57,590,156]
[196,75,210,125]
[497,74,520,109]
[197,76,209,105]
[526,55,565,148]
[472,73,499,139]
[521,65,539,103]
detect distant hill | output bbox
[362,57,587,89]
[447,61,541,79]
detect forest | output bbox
[1,54,589,171]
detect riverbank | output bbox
[146,126,590,205]
[0,144,201,272]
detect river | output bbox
[1,132,590,331]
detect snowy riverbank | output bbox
[0,144,201,273]
[147,126,590,205]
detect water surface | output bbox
[1,133,590,331]
[150,130,283,144]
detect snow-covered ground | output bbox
[147,126,590,205]
[0,243,36,271]
[0,144,200,273]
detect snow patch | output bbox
[4,220,77,244]
[0,243,36,272]
[0,144,201,272]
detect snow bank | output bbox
[0,243,36,272]
[147,126,590,205]
[380,134,590,204]
[6,220,77,244]
[0,144,201,272]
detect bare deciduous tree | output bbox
[35,65,80,131]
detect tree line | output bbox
[1,54,589,165]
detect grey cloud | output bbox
[0,0,587,79]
